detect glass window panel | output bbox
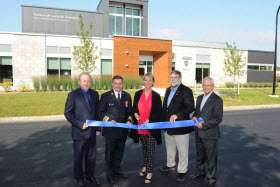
[260,66,272,71]
[116,16,123,35]
[133,18,139,36]
[47,70,59,75]
[126,17,132,35]
[126,8,132,15]
[116,7,123,14]
[196,63,203,68]
[47,58,59,70]
[203,68,210,78]
[139,61,146,65]
[101,59,112,75]
[0,65,13,83]
[60,58,71,70]
[0,57,12,65]
[196,68,202,83]
[203,63,210,68]
[109,15,115,35]
[133,9,140,16]
[139,67,145,76]
[60,70,71,77]
[147,67,153,73]
[172,62,175,67]
[109,6,115,13]
[248,65,259,70]
[147,61,153,66]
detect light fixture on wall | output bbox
[126,51,129,54]
[126,64,129,68]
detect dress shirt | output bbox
[167,82,181,107]
[113,89,122,99]
[81,88,91,103]
[200,91,213,111]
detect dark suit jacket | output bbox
[193,92,223,139]
[161,83,195,135]
[98,89,133,139]
[64,88,100,141]
[129,89,162,144]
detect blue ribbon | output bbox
[86,118,203,130]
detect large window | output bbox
[0,56,13,83]
[139,61,153,76]
[172,62,175,71]
[125,8,142,36]
[47,58,71,78]
[109,6,123,36]
[196,63,210,83]
[101,59,112,75]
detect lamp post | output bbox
[272,5,280,96]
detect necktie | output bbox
[117,93,121,105]
[85,92,91,108]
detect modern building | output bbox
[0,0,275,90]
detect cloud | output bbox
[237,29,275,44]
[150,28,185,40]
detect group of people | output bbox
[64,70,223,187]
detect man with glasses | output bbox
[160,70,195,182]
[190,77,223,187]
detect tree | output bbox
[223,42,246,83]
[72,14,99,73]
[223,42,246,99]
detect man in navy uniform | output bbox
[64,72,100,187]
[98,75,133,187]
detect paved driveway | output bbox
[0,108,279,187]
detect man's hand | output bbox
[82,123,89,130]
[192,116,198,123]
[169,115,178,123]
[126,121,131,126]
[112,120,117,124]
[144,119,149,124]
[196,123,203,129]
[134,113,140,121]
[96,131,100,136]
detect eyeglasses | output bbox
[202,85,213,87]
[169,77,180,79]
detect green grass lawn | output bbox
[0,88,279,117]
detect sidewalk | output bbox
[1,104,280,123]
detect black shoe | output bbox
[160,165,176,172]
[76,179,85,187]
[176,173,186,182]
[114,171,128,178]
[207,181,216,187]
[86,177,100,185]
[108,179,118,187]
[189,173,205,180]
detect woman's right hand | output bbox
[134,113,140,121]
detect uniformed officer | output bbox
[98,75,133,187]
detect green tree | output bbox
[223,42,246,83]
[72,14,99,73]
[223,42,246,99]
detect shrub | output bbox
[93,76,100,90]
[54,79,60,91]
[72,77,79,90]
[0,81,13,92]
[47,76,56,92]
[67,79,73,91]
[61,77,68,91]
[33,77,40,92]
[41,77,48,92]
[17,80,30,92]
[225,82,235,88]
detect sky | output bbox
[1,0,280,65]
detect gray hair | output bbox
[79,72,92,81]
[170,70,182,78]
[203,77,214,85]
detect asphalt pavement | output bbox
[0,108,280,187]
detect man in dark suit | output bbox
[160,70,195,182]
[98,75,133,187]
[190,77,223,187]
[64,72,101,187]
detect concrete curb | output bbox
[0,104,280,123]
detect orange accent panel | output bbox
[113,36,172,88]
